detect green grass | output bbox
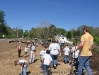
[92,49,99,53]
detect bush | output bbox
[92,49,99,53]
[94,37,99,46]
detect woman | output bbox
[49,39,60,69]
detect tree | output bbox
[35,27,43,38]
[38,20,50,28]
[48,24,56,38]
[70,28,75,38]
[6,27,16,38]
[29,28,37,38]
[67,31,71,40]
[18,29,23,38]
[77,25,86,35]
[56,28,67,36]
[23,30,29,37]
[0,11,8,37]
[94,27,99,37]
[0,10,5,24]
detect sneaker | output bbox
[54,66,56,69]
[65,62,67,64]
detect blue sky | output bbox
[0,0,99,31]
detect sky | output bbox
[0,0,99,31]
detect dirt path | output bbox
[0,42,72,75]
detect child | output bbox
[42,50,52,75]
[40,45,47,62]
[14,59,28,75]
[63,43,70,64]
[17,42,22,57]
[40,45,47,69]
[24,44,29,58]
[71,42,80,70]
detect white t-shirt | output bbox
[19,59,28,64]
[60,38,65,43]
[30,44,36,51]
[49,43,60,55]
[43,54,52,66]
[63,47,70,55]
[71,46,80,58]
[40,50,46,59]
[24,47,29,52]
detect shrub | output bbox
[92,49,99,53]
[94,37,99,46]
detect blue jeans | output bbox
[51,55,58,68]
[43,65,49,75]
[61,43,64,48]
[21,63,28,75]
[41,63,44,69]
[77,56,92,75]
[64,55,69,63]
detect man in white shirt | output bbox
[49,39,60,69]
[42,50,52,75]
[14,59,28,75]
[29,41,36,63]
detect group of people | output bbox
[14,26,94,75]
[17,41,36,63]
[15,41,36,75]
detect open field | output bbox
[0,41,99,75]
[0,41,71,75]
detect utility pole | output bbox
[16,27,18,38]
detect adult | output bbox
[49,39,60,69]
[75,26,93,75]
[29,41,36,64]
[14,59,28,75]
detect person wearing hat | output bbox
[29,41,36,63]
[14,59,28,75]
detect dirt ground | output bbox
[0,41,99,75]
[0,41,71,75]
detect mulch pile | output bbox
[90,52,99,75]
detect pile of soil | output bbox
[90,52,99,75]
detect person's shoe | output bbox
[54,66,56,69]
[64,61,66,64]
[65,62,67,64]
[67,61,69,63]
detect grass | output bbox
[92,49,99,53]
